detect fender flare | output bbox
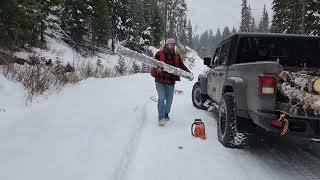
[198,74,208,95]
[223,77,248,111]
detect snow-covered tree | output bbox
[271,0,302,34]
[222,26,230,39]
[258,5,270,32]
[286,0,304,34]
[231,27,237,34]
[240,0,252,32]
[150,0,164,47]
[216,28,222,43]
[271,0,287,33]
[115,57,127,75]
[250,16,258,32]
[187,19,193,48]
[60,0,92,46]
[131,61,140,73]
[157,0,188,41]
[90,0,112,45]
[39,0,61,43]
[305,0,320,35]
[179,18,188,46]
[0,0,42,48]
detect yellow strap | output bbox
[279,113,289,136]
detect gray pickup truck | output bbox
[192,33,320,148]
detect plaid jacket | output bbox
[151,50,190,85]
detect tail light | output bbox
[259,75,277,96]
[272,119,283,128]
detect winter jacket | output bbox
[151,50,190,85]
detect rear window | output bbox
[236,37,320,68]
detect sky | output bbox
[186,0,273,34]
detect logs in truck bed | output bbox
[278,70,320,117]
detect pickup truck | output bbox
[192,33,320,148]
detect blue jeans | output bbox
[155,82,175,119]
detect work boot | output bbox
[165,113,170,121]
[159,116,166,126]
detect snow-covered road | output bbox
[1,73,320,180]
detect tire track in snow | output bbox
[113,100,149,180]
[245,135,320,180]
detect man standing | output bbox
[151,38,191,126]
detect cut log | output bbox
[278,70,320,116]
[279,71,320,95]
[313,78,320,94]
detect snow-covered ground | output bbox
[14,35,127,69]
[1,50,320,180]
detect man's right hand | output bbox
[157,67,164,74]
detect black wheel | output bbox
[192,82,208,110]
[217,92,247,148]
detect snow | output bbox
[2,49,320,180]
[0,74,26,131]
[315,100,320,108]
[14,36,122,69]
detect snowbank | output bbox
[14,36,122,69]
[0,74,26,129]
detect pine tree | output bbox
[115,56,127,75]
[60,0,92,46]
[208,29,216,56]
[39,0,61,44]
[240,0,252,32]
[142,0,153,45]
[222,26,230,39]
[179,18,188,46]
[305,0,320,35]
[271,0,302,33]
[250,16,258,32]
[129,0,146,48]
[286,0,303,34]
[0,0,42,48]
[144,0,152,27]
[231,27,237,34]
[132,61,140,73]
[90,0,112,46]
[258,5,270,32]
[113,0,130,41]
[271,0,309,34]
[216,28,222,43]
[271,0,286,33]
[193,34,200,53]
[176,1,188,44]
[150,0,164,47]
[187,19,193,48]
[158,0,188,41]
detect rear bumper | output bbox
[249,110,320,138]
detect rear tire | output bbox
[192,82,208,110]
[217,92,247,148]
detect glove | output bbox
[156,67,164,74]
